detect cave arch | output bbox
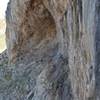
[6,0,57,63]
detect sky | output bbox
[0,0,9,19]
[0,0,9,52]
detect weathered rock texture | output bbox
[0,0,100,100]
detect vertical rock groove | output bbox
[95,0,100,99]
[68,0,96,100]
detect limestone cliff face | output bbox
[0,0,99,100]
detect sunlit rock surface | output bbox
[0,0,100,100]
[0,19,6,53]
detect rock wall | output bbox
[0,0,99,100]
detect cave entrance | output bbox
[9,0,57,62]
